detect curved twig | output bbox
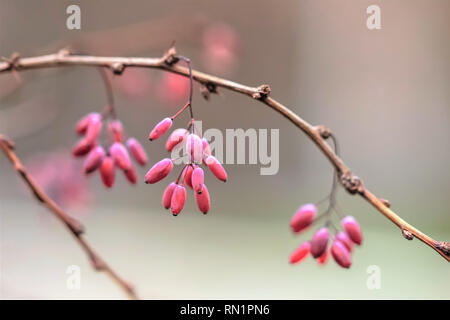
[0,47,448,262]
[0,135,139,299]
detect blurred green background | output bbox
[0,0,449,299]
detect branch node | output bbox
[252,84,271,100]
[0,135,15,150]
[402,229,414,240]
[340,172,364,195]
[380,198,391,208]
[111,63,125,75]
[436,242,450,256]
[316,125,332,139]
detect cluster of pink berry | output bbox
[289,204,363,268]
[144,105,227,216]
[72,112,148,188]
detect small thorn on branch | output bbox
[57,48,71,58]
[162,45,179,66]
[402,229,414,240]
[111,63,125,75]
[4,52,20,68]
[200,82,218,100]
[316,125,332,139]
[252,84,271,100]
[0,135,15,150]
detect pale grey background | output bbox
[0,0,449,299]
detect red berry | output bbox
[183,165,194,189]
[192,167,204,194]
[72,139,94,157]
[290,204,317,233]
[124,166,138,184]
[76,112,101,135]
[165,128,188,151]
[162,182,177,209]
[145,158,174,184]
[317,250,328,265]
[202,138,211,157]
[100,157,115,188]
[108,120,123,142]
[109,142,132,171]
[149,117,172,141]
[186,134,203,164]
[85,116,102,144]
[335,231,354,252]
[83,146,105,174]
[289,242,310,264]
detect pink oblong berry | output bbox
[126,138,147,165]
[108,120,123,142]
[290,204,317,233]
[289,242,310,264]
[100,157,115,188]
[341,216,363,245]
[145,158,174,184]
[83,146,106,174]
[310,227,330,258]
[170,185,186,215]
[162,182,177,209]
[205,155,227,182]
[72,139,95,157]
[335,231,354,252]
[202,138,211,157]
[183,165,194,189]
[165,128,188,151]
[195,184,210,214]
[76,112,101,135]
[192,167,204,194]
[149,117,173,141]
[317,250,328,265]
[109,142,132,170]
[331,240,352,268]
[186,134,203,164]
[124,166,138,184]
[85,116,102,144]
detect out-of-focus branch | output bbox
[0,135,139,299]
[0,47,448,262]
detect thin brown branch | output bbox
[0,135,139,299]
[0,47,448,262]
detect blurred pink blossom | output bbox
[109,68,152,100]
[202,23,239,75]
[156,73,190,105]
[26,150,92,211]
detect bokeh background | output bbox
[0,0,449,299]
